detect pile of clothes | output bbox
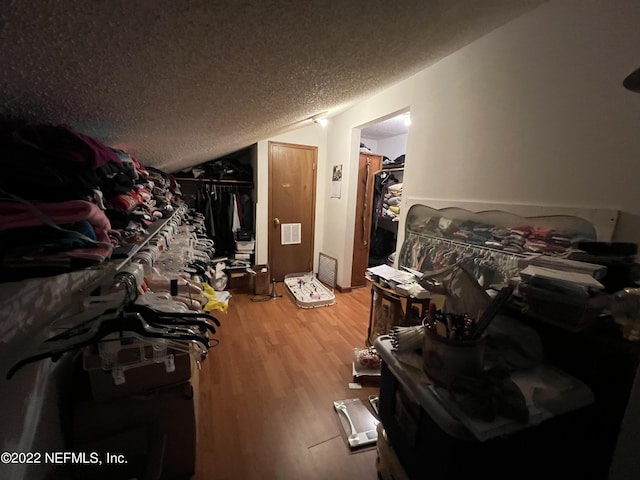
[0,121,183,281]
[384,182,403,220]
[382,154,405,168]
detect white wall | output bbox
[317,0,640,289]
[403,1,640,215]
[376,133,407,161]
[360,133,407,161]
[359,137,378,153]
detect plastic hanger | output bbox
[6,312,210,379]
[125,303,220,333]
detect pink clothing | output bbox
[0,200,112,244]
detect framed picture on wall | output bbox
[331,164,342,198]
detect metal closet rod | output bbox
[176,177,253,185]
[407,230,529,259]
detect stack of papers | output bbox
[394,282,431,299]
[366,264,416,285]
[525,256,607,280]
[519,265,604,290]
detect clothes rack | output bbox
[196,182,254,257]
[378,166,404,173]
[174,177,254,188]
[399,231,525,288]
[369,169,402,264]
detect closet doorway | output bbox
[350,111,410,287]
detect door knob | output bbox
[273,217,281,226]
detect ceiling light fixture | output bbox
[311,111,329,127]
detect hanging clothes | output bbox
[195,184,254,257]
[203,187,216,238]
[369,171,400,265]
[212,188,233,256]
[371,171,399,231]
[238,193,254,232]
[231,193,241,233]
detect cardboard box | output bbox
[72,380,197,480]
[83,345,192,401]
[253,264,270,295]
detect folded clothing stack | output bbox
[384,183,403,219]
[0,121,184,282]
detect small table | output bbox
[366,280,431,346]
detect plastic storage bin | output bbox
[235,240,255,252]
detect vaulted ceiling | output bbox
[0,0,544,172]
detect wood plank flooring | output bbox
[194,283,380,480]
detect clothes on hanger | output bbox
[372,171,400,229]
[399,233,522,288]
[6,246,224,380]
[369,170,401,265]
[198,183,254,257]
[6,311,213,379]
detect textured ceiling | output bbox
[362,113,411,141]
[0,0,544,172]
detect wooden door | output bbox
[351,153,382,287]
[268,142,317,281]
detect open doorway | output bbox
[350,110,410,287]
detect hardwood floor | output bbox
[194,283,380,480]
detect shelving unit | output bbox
[174,175,256,260]
[1,208,185,335]
[0,205,196,480]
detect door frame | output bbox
[353,108,411,282]
[351,152,382,287]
